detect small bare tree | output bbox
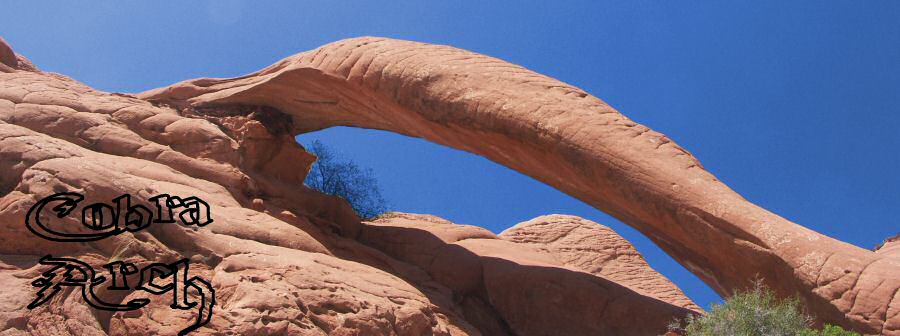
[303,140,387,220]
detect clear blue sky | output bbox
[3,1,898,309]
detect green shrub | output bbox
[798,324,860,336]
[668,281,860,336]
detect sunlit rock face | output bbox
[359,213,700,336]
[500,214,702,312]
[878,235,900,258]
[1,36,897,335]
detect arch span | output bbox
[141,37,900,334]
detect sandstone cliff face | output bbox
[0,35,897,335]
[0,37,698,335]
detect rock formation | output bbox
[360,213,698,335]
[138,37,900,335]
[500,215,701,312]
[878,235,900,259]
[0,35,896,335]
[0,36,700,335]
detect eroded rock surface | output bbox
[500,215,701,312]
[0,37,17,70]
[877,234,900,258]
[1,35,897,335]
[140,36,900,334]
[360,213,699,336]
[0,39,472,335]
[0,36,699,335]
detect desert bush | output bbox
[668,281,859,336]
[798,324,860,336]
[303,140,388,219]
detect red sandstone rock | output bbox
[500,214,701,312]
[0,38,471,335]
[877,234,900,258]
[140,37,900,335]
[0,37,17,70]
[360,213,698,336]
[1,34,897,335]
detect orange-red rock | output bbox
[1,35,897,335]
[0,37,17,70]
[0,38,469,335]
[140,37,900,335]
[877,234,900,258]
[500,215,701,312]
[360,213,698,336]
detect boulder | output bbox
[500,214,701,312]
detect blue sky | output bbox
[3,1,898,309]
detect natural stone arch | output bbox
[141,37,900,334]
